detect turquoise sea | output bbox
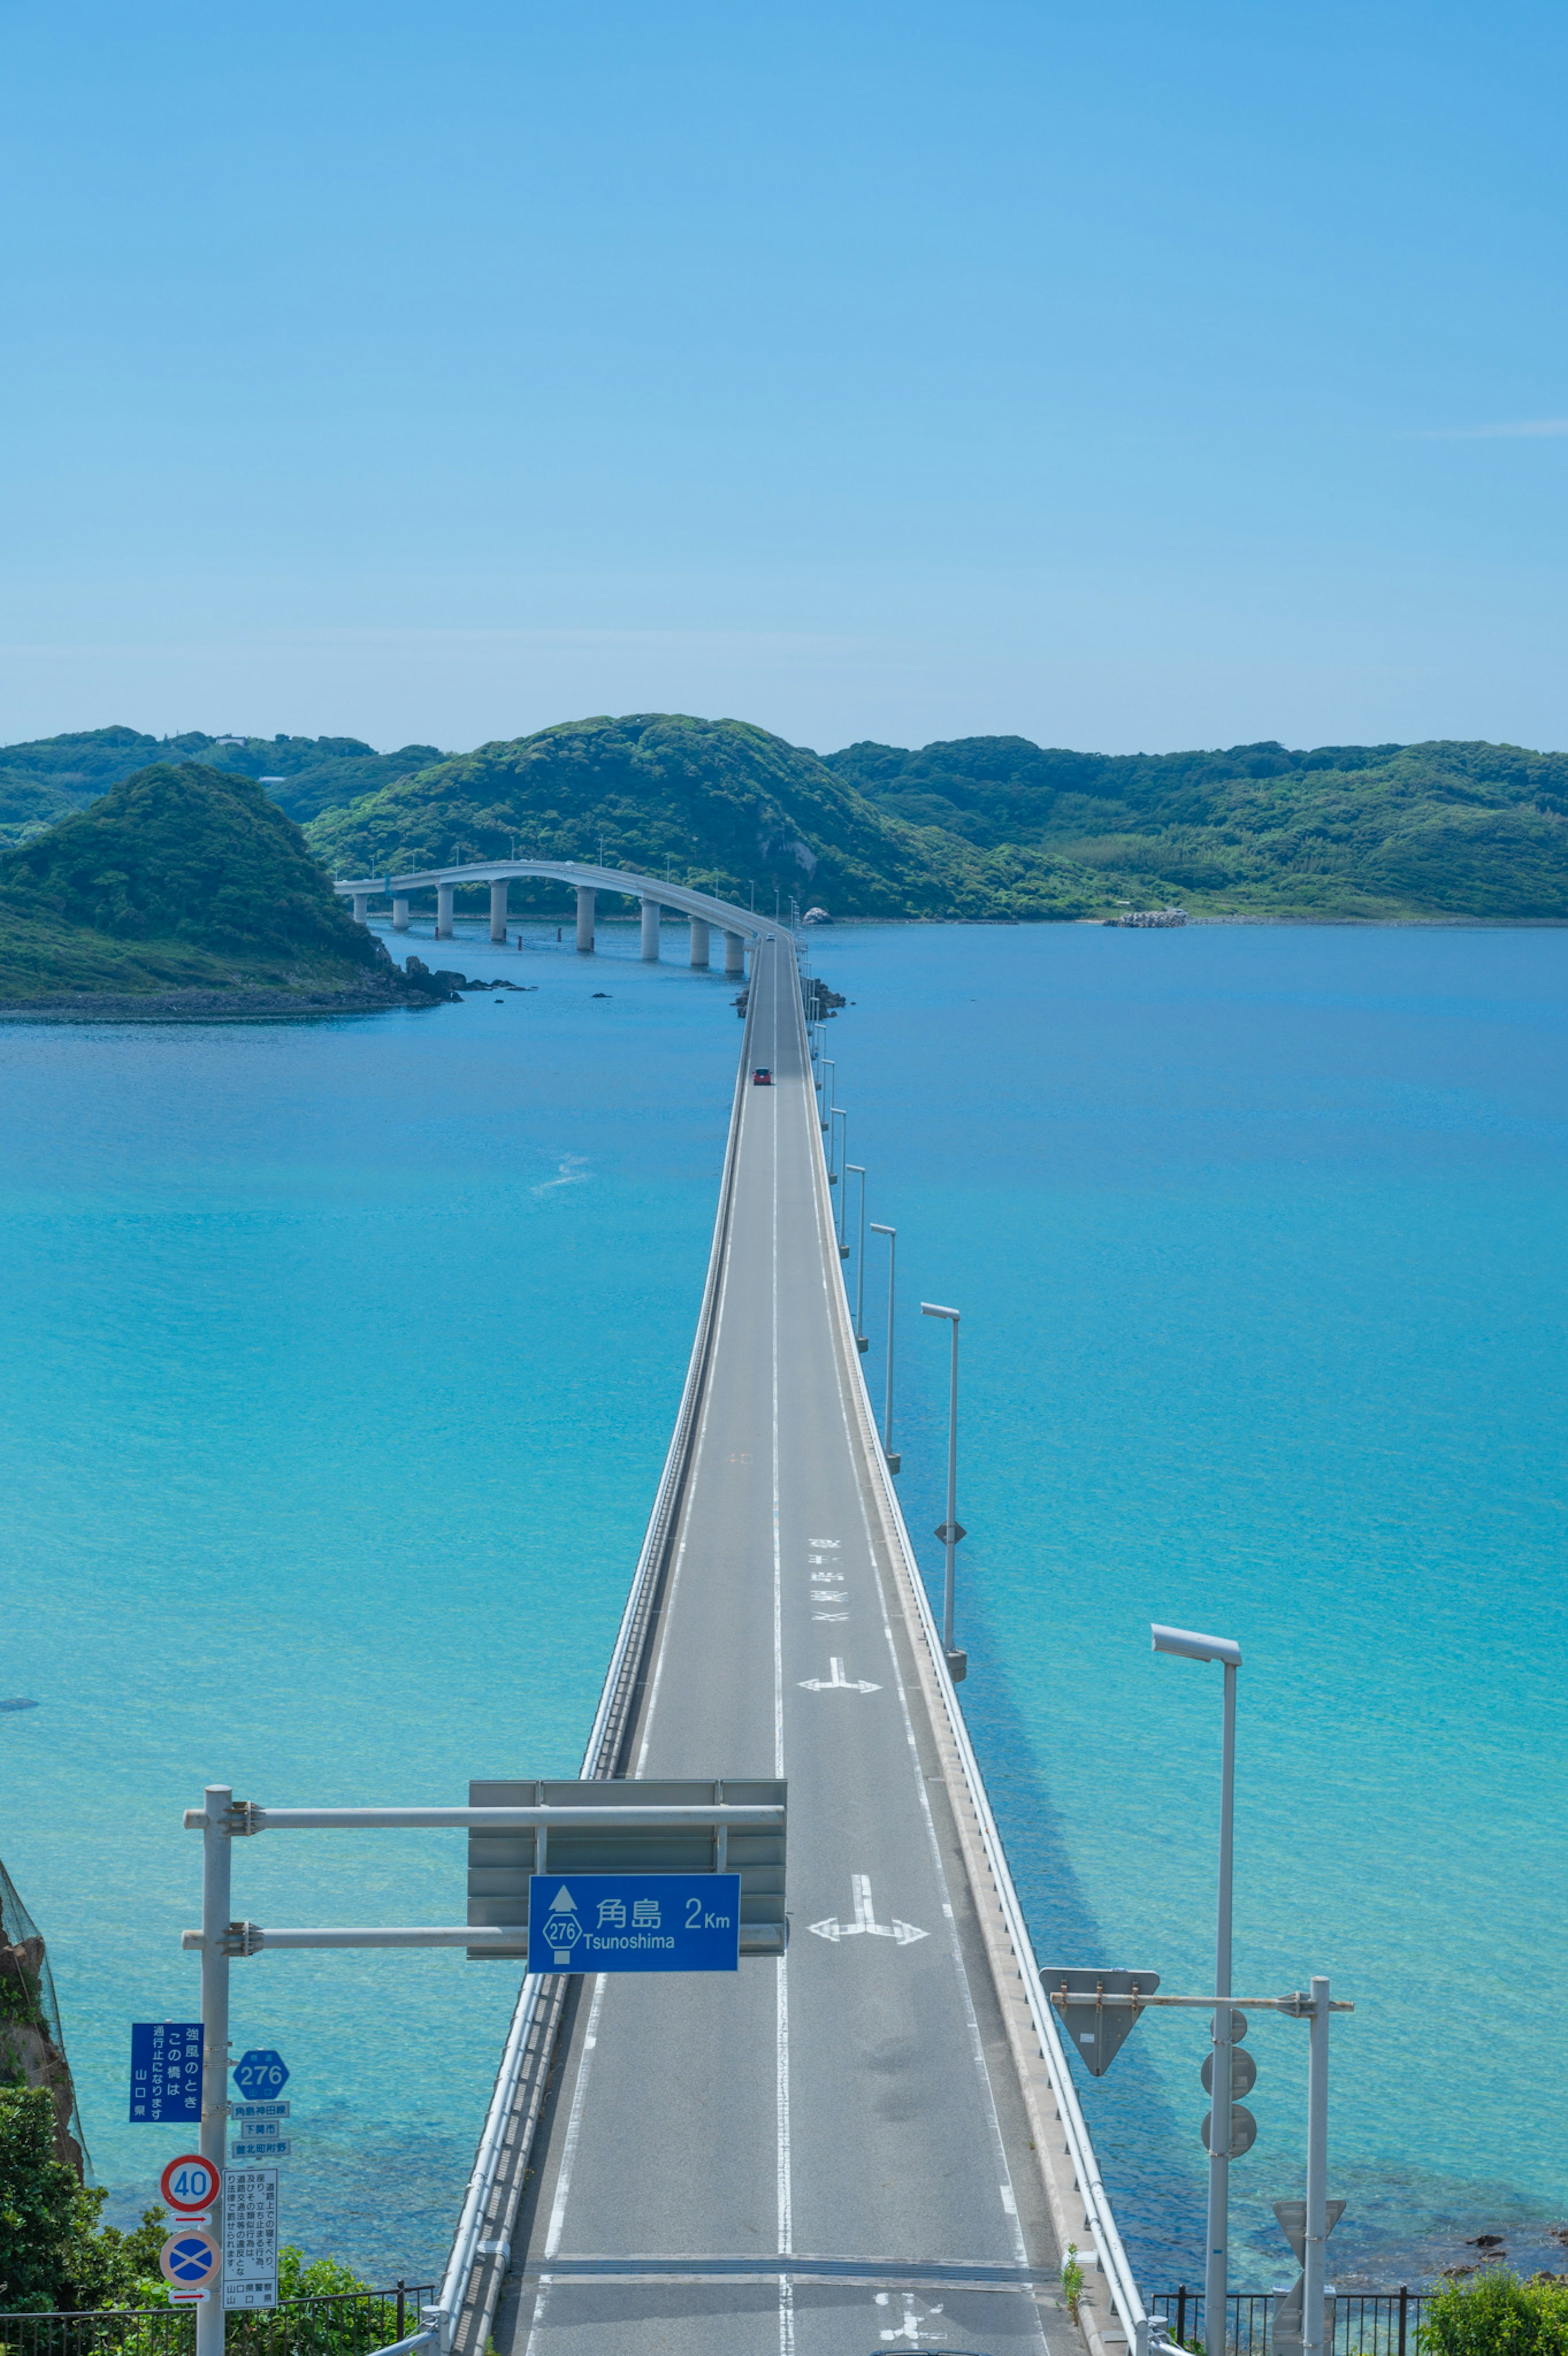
[4,918,1566,2295]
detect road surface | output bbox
[497,933,1069,2356]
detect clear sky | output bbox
[4,0,1567,757]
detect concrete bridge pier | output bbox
[724,931,744,978]
[352,891,372,924]
[576,886,596,953]
[641,897,662,960]
[690,917,710,968]
[392,898,410,931]
[437,883,455,939]
[490,880,510,944]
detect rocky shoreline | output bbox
[0,975,448,1022]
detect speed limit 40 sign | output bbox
[160,2153,220,2215]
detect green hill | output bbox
[0,726,448,844]
[0,763,433,1011]
[824,735,1568,918]
[303,712,1102,920]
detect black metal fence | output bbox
[1152,2288,1432,2356]
[0,2284,436,2356]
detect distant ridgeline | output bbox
[4,716,1568,920]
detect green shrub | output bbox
[1420,2269,1568,2356]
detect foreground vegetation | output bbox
[1421,2268,1568,2356]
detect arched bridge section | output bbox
[333,860,767,976]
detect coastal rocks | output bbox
[802,906,832,924]
[0,1931,85,2178]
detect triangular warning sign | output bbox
[549,1885,577,1913]
[1041,1968,1160,2076]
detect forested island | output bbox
[3,716,1568,998]
[0,763,445,1013]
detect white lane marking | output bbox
[798,1657,881,1694]
[808,1873,928,1945]
[542,1973,607,2258]
[770,955,795,2356]
[1000,2185,1017,2215]
[812,1611,849,1622]
[810,1537,841,1548]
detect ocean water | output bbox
[3,916,1566,2296]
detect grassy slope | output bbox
[824,736,1568,917]
[0,726,448,842]
[0,762,400,1003]
[304,711,1107,920]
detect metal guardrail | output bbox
[1152,2288,1433,2356]
[430,982,763,2356]
[0,2285,435,2356]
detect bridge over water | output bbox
[333,860,767,973]
[334,868,1145,2356]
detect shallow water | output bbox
[3,916,1566,2294]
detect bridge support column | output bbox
[576,885,596,953]
[490,880,510,944]
[641,897,662,960]
[352,892,372,924]
[724,930,745,978]
[392,898,410,932]
[690,917,710,969]
[437,883,455,940]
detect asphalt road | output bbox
[498,937,1067,2356]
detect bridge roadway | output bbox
[494,934,1070,2356]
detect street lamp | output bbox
[1152,1621,1243,2351]
[846,1166,868,1347]
[869,1223,898,1470]
[920,1303,966,1683]
[831,1109,848,1248]
[821,1057,835,1132]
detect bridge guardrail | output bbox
[431,976,761,2356]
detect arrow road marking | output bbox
[808,1874,927,1946]
[876,2292,948,2344]
[799,1657,881,1694]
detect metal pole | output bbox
[822,1058,834,1131]
[831,1109,847,1243]
[198,1784,232,2356]
[871,1224,896,1462]
[1303,1975,1330,2356]
[847,1166,866,1341]
[1206,1662,1237,2351]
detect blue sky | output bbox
[3,0,1566,756]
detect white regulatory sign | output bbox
[222,2167,278,2310]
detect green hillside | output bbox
[824,735,1568,918]
[0,763,432,1010]
[0,726,447,843]
[303,712,1103,920]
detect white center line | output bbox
[771,949,795,2356]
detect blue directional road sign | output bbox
[528,1873,741,1974]
[130,2022,203,2123]
[232,2050,290,2099]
